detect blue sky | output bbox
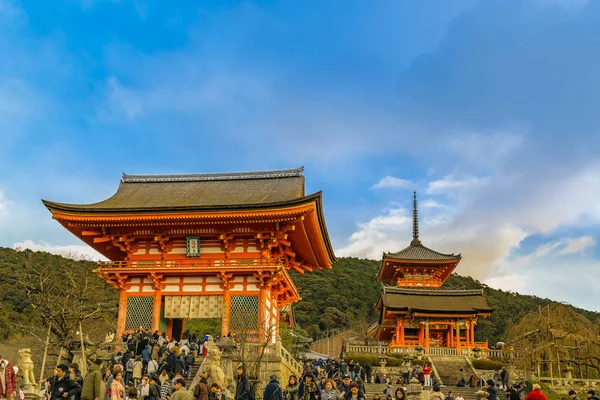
[1,0,600,311]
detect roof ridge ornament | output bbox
[411,191,421,245]
[121,167,304,184]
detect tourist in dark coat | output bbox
[485,380,498,400]
[263,375,283,400]
[507,385,520,400]
[235,366,252,400]
[343,383,365,400]
[363,364,372,384]
[50,364,82,400]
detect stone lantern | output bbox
[415,345,425,360]
[407,377,423,400]
[472,346,482,359]
[378,354,389,374]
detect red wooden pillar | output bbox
[399,319,405,345]
[465,322,470,349]
[221,288,231,337]
[424,322,430,354]
[117,290,128,339]
[167,319,173,339]
[418,323,425,346]
[470,320,475,345]
[258,286,267,339]
[274,300,280,340]
[395,319,405,346]
[455,323,461,352]
[151,291,162,332]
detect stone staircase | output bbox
[364,383,505,400]
[186,356,204,388]
[428,356,474,386]
[364,383,393,398]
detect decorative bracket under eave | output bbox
[218,271,234,290]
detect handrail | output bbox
[97,258,282,270]
[278,343,303,376]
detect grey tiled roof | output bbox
[43,167,307,211]
[381,286,493,313]
[385,240,461,261]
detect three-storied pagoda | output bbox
[43,168,336,341]
[369,193,493,353]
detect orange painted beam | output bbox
[82,230,102,236]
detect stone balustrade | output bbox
[345,344,514,360]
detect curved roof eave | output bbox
[42,192,324,215]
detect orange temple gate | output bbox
[43,168,336,341]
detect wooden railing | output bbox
[97,258,282,270]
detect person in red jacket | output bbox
[524,384,547,400]
[422,364,432,387]
[0,354,17,400]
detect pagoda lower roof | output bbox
[385,239,461,262]
[42,168,306,213]
[380,286,493,314]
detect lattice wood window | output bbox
[126,296,153,330]
[230,295,258,331]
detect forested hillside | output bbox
[1,247,598,347]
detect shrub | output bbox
[472,359,506,370]
[343,353,379,366]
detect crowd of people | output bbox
[34,329,222,400]
[0,333,597,400]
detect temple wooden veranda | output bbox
[368,193,493,354]
[43,168,336,341]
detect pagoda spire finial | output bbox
[412,191,421,244]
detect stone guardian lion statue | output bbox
[18,348,36,388]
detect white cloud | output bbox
[559,236,596,254]
[510,235,596,267]
[13,239,106,261]
[371,176,412,190]
[420,199,447,209]
[337,207,411,259]
[338,163,600,289]
[426,175,490,195]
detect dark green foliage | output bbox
[2,248,598,349]
[471,359,507,370]
[184,318,221,338]
[293,258,600,345]
[0,246,118,345]
[291,258,381,338]
[343,353,379,366]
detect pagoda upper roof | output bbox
[379,286,493,313]
[43,167,307,213]
[384,239,461,262]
